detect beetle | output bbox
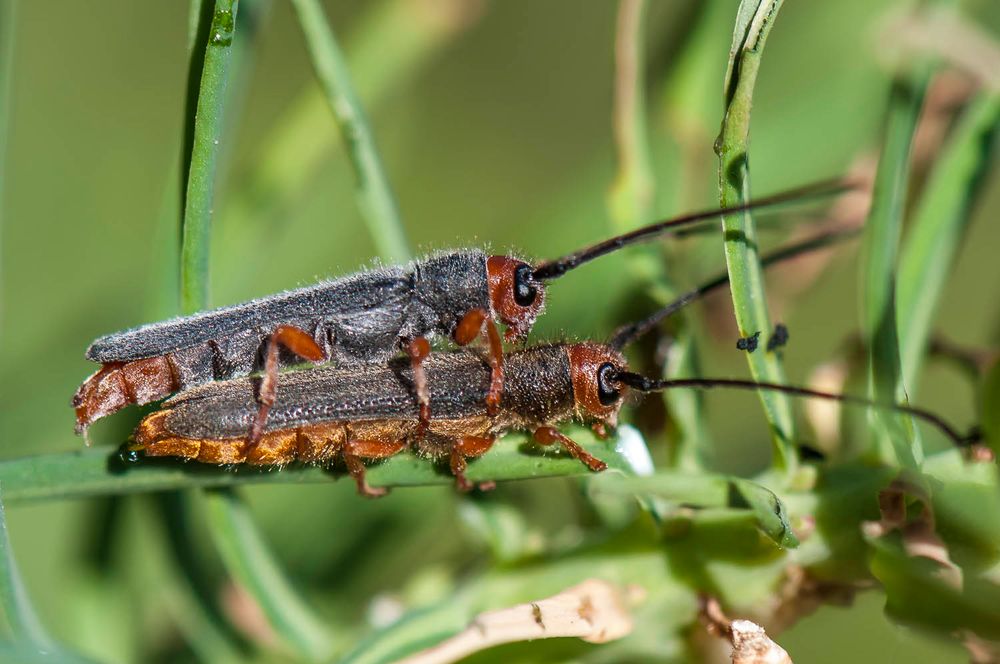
[75,178,849,448]
[127,340,974,497]
[124,227,976,496]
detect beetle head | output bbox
[566,343,629,429]
[487,256,546,341]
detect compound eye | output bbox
[596,363,621,406]
[513,264,538,307]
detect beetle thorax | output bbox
[498,345,576,426]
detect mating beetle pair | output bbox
[77,179,976,494]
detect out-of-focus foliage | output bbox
[1,0,999,662]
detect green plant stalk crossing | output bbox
[290,0,411,264]
[178,2,338,658]
[715,0,796,472]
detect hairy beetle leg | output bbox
[248,325,326,448]
[404,337,432,437]
[534,426,607,472]
[454,309,504,415]
[449,435,496,492]
[343,438,406,498]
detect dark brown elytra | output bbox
[124,226,978,497]
[75,178,851,451]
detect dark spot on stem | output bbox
[736,331,761,353]
[767,323,789,352]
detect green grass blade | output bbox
[608,0,654,232]
[608,0,708,469]
[290,0,410,263]
[202,488,334,661]
[222,0,472,238]
[151,494,247,664]
[0,491,53,650]
[179,4,337,658]
[897,93,1000,394]
[715,0,796,472]
[0,0,13,340]
[180,0,240,314]
[0,429,634,504]
[859,68,931,468]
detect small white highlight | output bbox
[613,425,654,476]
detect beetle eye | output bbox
[597,363,621,406]
[513,264,538,307]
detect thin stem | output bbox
[290,0,411,264]
[180,0,240,314]
[0,490,54,650]
[215,0,475,291]
[153,494,247,664]
[714,0,796,473]
[203,489,334,661]
[0,431,632,504]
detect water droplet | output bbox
[120,448,141,464]
[209,9,234,46]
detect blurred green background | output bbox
[1,0,999,662]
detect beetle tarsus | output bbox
[344,438,406,497]
[450,435,496,491]
[533,426,608,472]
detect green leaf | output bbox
[715,0,797,473]
[859,67,931,468]
[730,477,799,549]
[588,471,798,548]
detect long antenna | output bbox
[609,227,861,350]
[532,177,857,281]
[611,371,979,449]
